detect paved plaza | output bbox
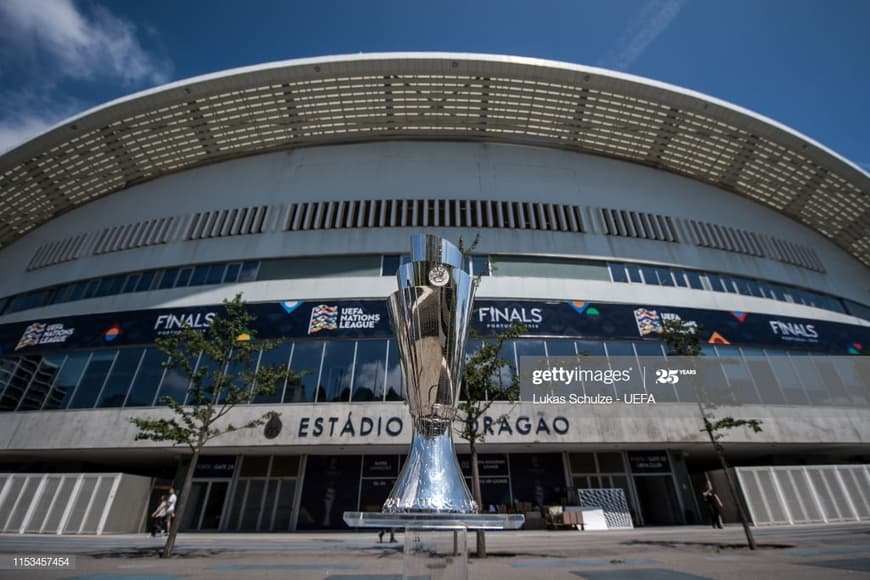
[1,523,869,579]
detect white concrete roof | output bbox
[1,53,868,265]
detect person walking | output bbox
[702,484,724,529]
[151,495,169,537]
[165,486,177,535]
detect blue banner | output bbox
[0,299,866,355]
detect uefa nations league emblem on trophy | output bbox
[383,234,479,513]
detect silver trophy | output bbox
[383,234,479,513]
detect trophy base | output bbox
[343,513,524,580]
[343,511,525,530]
[382,425,478,513]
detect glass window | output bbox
[834,358,868,406]
[50,285,70,304]
[155,354,194,405]
[634,342,663,357]
[545,340,577,357]
[597,452,625,473]
[16,354,66,411]
[96,275,124,297]
[351,340,388,402]
[206,264,226,285]
[253,343,291,403]
[0,356,40,410]
[467,255,490,276]
[765,350,809,405]
[715,346,759,404]
[158,269,179,290]
[814,358,851,406]
[381,255,406,276]
[287,342,322,403]
[515,340,544,398]
[639,266,659,285]
[189,265,209,286]
[625,264,642,283]
[175,268,193,287]
[239,261,259,282]
[121,273,141,294]
[42,353,90,410]
[705,274,723,292]
[240,456,270,477]
[136,270,156,292]
[605,341,634,358]
[493,256,609,280]
[185,353,221,405]
[671,269,688,288]
[67,282,86,302]
[126,348,167,407]
[318,341,355,402]
[788,353,829,405]
[569,453,596,473]
[96,349,144,408]
[609,263,628,283]
[69,350,117,409]
[745,279,762,298]
[654,267,675,286]
[741,348,785,405]
[515,339,545,359]
[576,341,605,357]
[385,339,404,401]
[490,340,517,400]
[82,279,100,299]
[224,263,241,283]
[684,271,703,290]
[223,347,257,400]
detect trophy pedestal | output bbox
[343,512,524,580]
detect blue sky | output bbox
[1,0,868,170]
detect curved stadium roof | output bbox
[1,53,868,266]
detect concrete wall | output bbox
[1,141,867,308]
[1,402,869,454]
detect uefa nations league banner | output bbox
[0,299,867,355]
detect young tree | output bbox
[130,294,296,558]
[457,320,525,558]
[660,319,761,549]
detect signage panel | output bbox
[1,299,867,355]
[628,451,671,473]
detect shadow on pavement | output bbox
[621,540,793,551]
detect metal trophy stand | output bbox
[343,512,524,579]
[343,234,524,579]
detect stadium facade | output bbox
[0,53,868,533]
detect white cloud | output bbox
[598,0,687,71]
[0,0,171,152]
[0,113,59,154]
[0,0,170,85]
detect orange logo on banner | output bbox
[708,331,730,345]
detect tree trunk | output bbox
[702,422,756,550]
[715,449,756,550]
[470,445,486,558]
[162,448,200,558]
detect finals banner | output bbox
[0,299,867,355]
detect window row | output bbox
[0,339,407,412]
[608,262,847,314]
[498,339,868,408]
[2,255,865,321]
[3,261,260,314]
[0,339,866,413]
